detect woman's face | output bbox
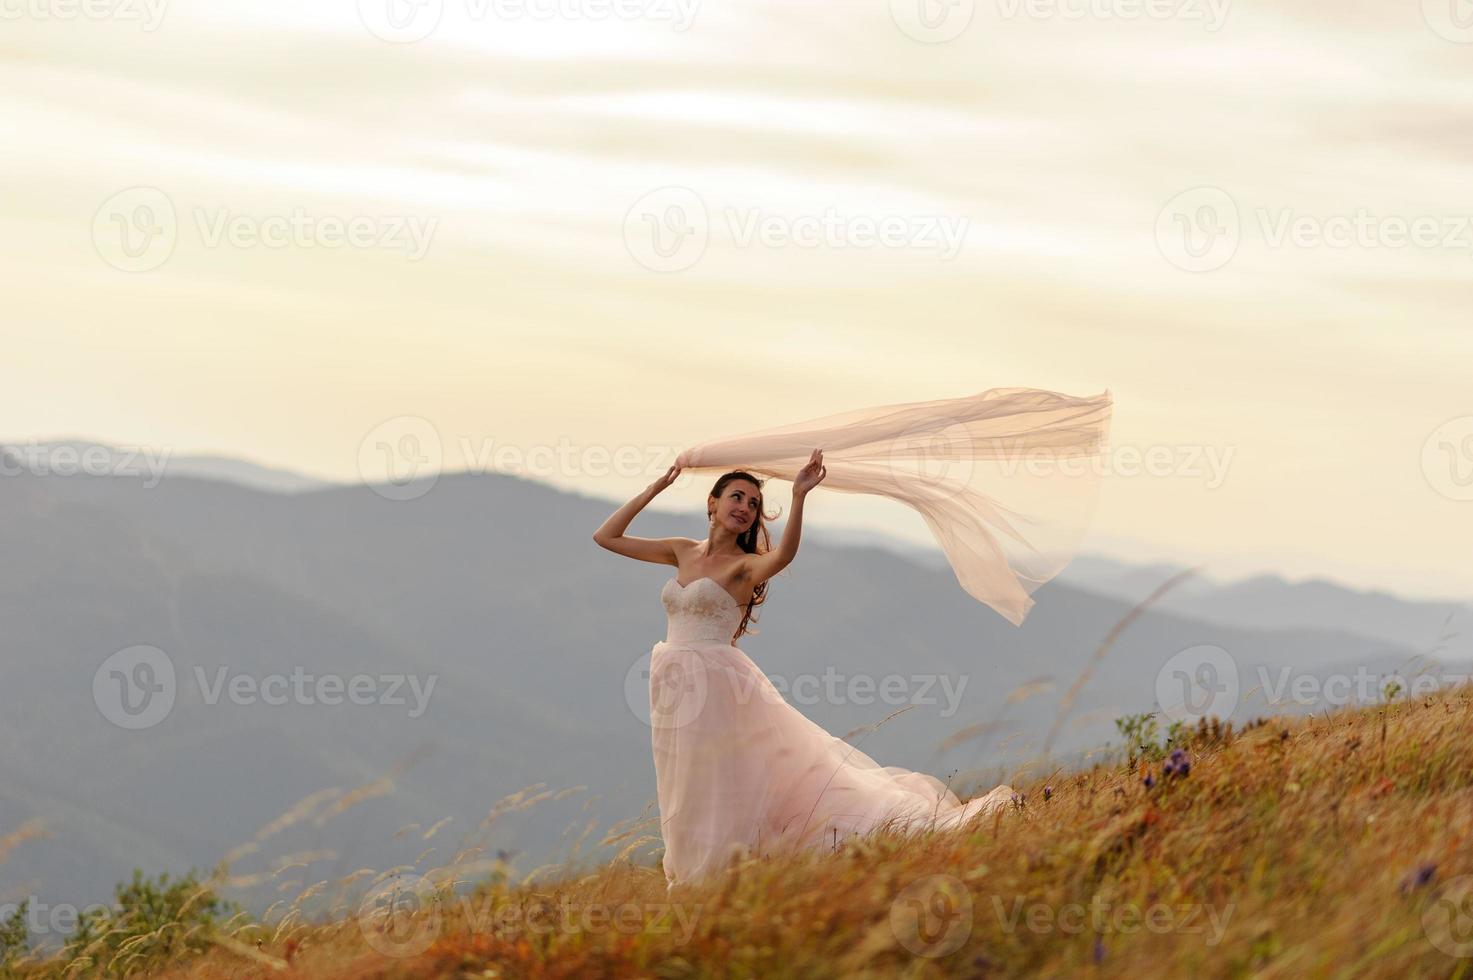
[711,479,761,534]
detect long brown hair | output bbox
[708,470,780,642]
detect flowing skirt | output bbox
[649,638,1013,889]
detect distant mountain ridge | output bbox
[14,439,1465,624]
[1055,554,1469,658]
[1,440,329,494]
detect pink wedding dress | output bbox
[649,573,1014,889]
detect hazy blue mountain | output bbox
[1053,553,1222,602]
[2,440,330,494]
[795,533,1470,661]
[1055,554,1471,660]
[17,442,1461,655]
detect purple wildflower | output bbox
[1143,772,1155,789]
[1093,936,1106,964]
[1400,862,1437,894]
[1044,785,1053,802]
[1163,748,1191,778]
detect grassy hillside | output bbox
[8,686,1473,979]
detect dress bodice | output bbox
[660,576,744,644]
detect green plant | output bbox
[0,900,29,968]
[1116,712,1235,766]
[1114,711,1163,764]
[61,867,238,976]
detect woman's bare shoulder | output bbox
[670,537,703,560]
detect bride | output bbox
[593,447,1016,890]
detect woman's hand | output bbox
[649,462,682,495]
[792,448,826,497]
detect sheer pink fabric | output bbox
[673,386,1114,626]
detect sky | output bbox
[3,0,1471,601]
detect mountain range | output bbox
[1,441,1467,917]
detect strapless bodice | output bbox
[660,576,744,644]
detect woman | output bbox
[593,447,1017,890]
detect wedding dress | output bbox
[649,573,1014,889]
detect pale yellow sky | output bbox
[3,0,1470,600]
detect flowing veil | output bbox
[672,386,1114,626]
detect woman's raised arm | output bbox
[592,464,687,566]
